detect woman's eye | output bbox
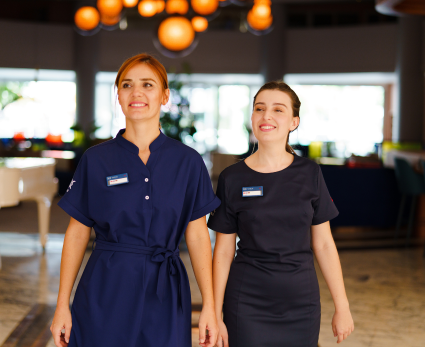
[275,109,283,112]
[255,108,264,111]
[122,83,130,88]
[144,83,152,87]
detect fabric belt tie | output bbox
[93,239,184,312]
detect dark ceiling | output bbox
[0,0,396,29]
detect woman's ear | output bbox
[290,116,300,131]
[162,89,170,105]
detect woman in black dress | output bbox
[208,81,354,347]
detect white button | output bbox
[145,178,149,182]
[145,196,149,200]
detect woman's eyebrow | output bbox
[121,78,156,83]
[273,103,288,109]
[254,102,288,109]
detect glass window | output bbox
[217,85,250,155]
[0,81,76,140]
[0,68,76,141]
[289,84,385,157]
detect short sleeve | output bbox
[190,159,221,221]
[207,173,238,234]
[311,166,339,225]
[57,152,94,227]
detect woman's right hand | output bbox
[50,305,72,347]
[215,320,229,347]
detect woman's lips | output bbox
[259,124,276,132]
[129,102,147,108]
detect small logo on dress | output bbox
[210,209,216,216]
[66,179,76,193]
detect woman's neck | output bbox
[246,141,294,173]
[123,119,160,152]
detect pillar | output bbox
[260,3,287,82]
[74,31,99,137]
[395,16,424,143]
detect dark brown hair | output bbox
[253,81,301,154]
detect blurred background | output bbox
[0,1,424,346]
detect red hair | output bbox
[115,53,168,92]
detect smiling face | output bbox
[251,89,299,145]
[117,63,169,123]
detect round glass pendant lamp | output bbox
[100,14,121,26]
[74,6,100,31]
[191,16,208,32]
[251,3,271,19]
[122,0,139,7]
[247,9,272,31]
[97,0,123,17]
[138,0,157,17]
[166,0,189,15]
[156,0,166,13]
[191,0,219,16]
[158,16,195,51]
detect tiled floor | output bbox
[1,232,425,346]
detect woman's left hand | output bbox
[332,307,354,343]
[198,306,218,347]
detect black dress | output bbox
[207,154,339,347]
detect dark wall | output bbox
[0,19,398,74]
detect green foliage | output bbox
[70,121,101,150]
[0,83,23,110]
[160,64,196,143]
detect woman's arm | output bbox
[212,232,236,347]
[311,221,354,344]
[185,216,218,347]
[50,217,91,347]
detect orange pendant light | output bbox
[252,2,271,19]
[191,16,208,32]
[100,14,121,26]
[97,0,123,17]
[138,0,157,17]
[158,16,195,51]
[191,0,219,16]
[122,0,139,7]
[247,9,272,31]
[166,0,189,15]
[75,6,100,31]
[156,0,166,13]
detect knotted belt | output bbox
[93,239,185,312]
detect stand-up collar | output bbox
[115,128,167,155]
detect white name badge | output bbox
[242,186,263,197]
[106,173,129,186]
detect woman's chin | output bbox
[255,133,282,143]
[125,113,158,123]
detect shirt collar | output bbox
[115,128,167,154]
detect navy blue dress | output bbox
[207,154,339,347]
[58,129,220,347]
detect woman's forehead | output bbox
[256,89,291,104]
[123,63,159,82]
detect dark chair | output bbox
[394,157,425,246]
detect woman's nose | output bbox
[263,110,272,120]
[131,85,144,97]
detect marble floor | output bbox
[0,232,425,347]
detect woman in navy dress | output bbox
[208,81,354,346]
[50,53,220,347]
